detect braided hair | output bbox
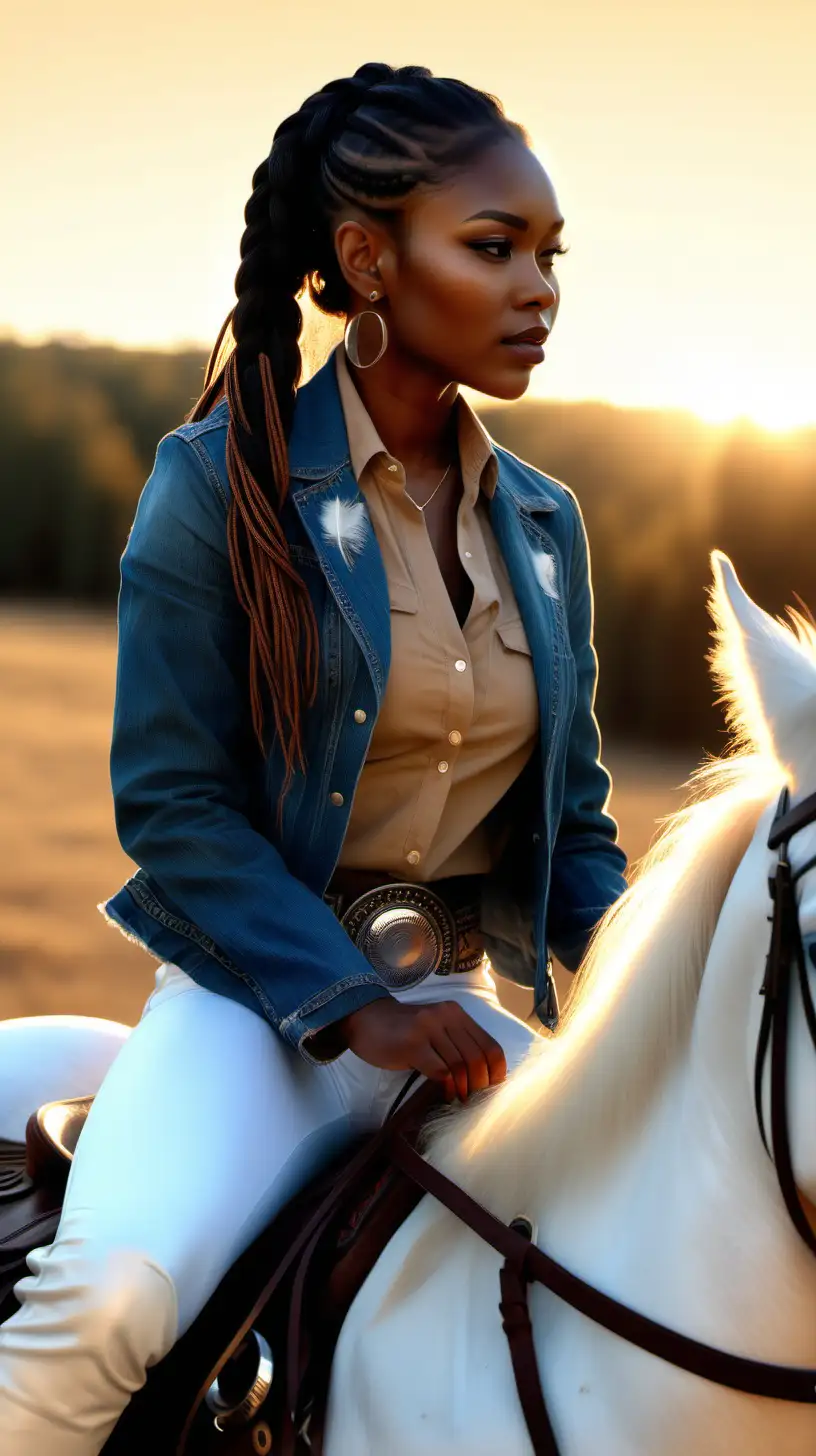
[186,62,525,825]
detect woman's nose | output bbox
[520,270,558,312]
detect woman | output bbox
[0,62,628,1453]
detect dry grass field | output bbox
[0,601,703,1028]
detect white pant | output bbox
[0,960,539,1455]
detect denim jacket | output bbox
[99,352,628,1061]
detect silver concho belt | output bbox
[325,881,483,990]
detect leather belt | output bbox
[323,868,486,990]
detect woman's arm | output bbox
[110,431,392,1061]
[546,491,629,972]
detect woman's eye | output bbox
[468,240,570,264]
[469,238,514,260]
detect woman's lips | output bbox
[502,340,545,364]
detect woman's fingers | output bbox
[457,1015,507,1087]
[412,1043,457,1101]
[437,1003,507,1093]
[431,1022,503,1099]
[428,1026,473,1101]
[340,998,508,1102]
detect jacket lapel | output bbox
[287,357,392,702]
[488,465,573,777]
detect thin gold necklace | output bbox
[403,460,454,513]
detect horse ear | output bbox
[706,549,816,773]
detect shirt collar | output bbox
[334,344,498,504]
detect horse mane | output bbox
[424,753,775,1218]
[424,568,816,1222]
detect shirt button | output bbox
[448,730,462,746]
[353,708,367,724]
[406,849,421,865]
[464,551,473,559]
[387,463,399,473]
[454,659,467,672]
[329,791,344,806]
[437,760,449,773]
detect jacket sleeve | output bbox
[109,431,391,1061]
[546,490,629,972]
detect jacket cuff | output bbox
[287,979,394,1065]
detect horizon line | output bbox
[2,326,815,438]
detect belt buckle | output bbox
[340,882,458,990]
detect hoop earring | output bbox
[344,308,388,369]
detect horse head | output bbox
[702,551,816,1224]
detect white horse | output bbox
[324,550,816,1456]
[1,551,814,1454]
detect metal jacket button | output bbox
[330,791,344,806]
[353,709,367,723]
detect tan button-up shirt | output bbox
[334,345,539,880]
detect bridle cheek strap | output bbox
[754,785,816,1257]
[767,787,816,850]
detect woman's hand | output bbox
[338,998,507,1101]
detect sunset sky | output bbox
[4,0,814,428]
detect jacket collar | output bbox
[287,352,560,513]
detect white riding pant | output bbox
[0,959,539,1455]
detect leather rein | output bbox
[389,783,816,1453]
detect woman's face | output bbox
[378,136,565,400]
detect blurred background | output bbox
[1,0,814,1026]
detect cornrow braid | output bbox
[186,62,524,827]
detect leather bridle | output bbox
[754,783,816,1256]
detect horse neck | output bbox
[686,812,816,1325]
[537,813,816,1367]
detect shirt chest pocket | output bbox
[495,615,533,656]
[489,613,539,741]
[388,581,419,614]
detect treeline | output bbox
[480,397,816,749]
[0,338,207,599]
[2,335,814,754]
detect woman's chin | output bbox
[471,368,537,403]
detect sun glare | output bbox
[684,376,816,433]
[529,346,816,436]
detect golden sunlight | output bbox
[668,365,816,432]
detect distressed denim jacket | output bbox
[99,352,628,1061]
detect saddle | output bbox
[4,1070,816,1456]
[0,1078,447,1456]
[0,1097,92,1320]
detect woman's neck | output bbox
[346,349,461,473]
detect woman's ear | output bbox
[334,219,388,305]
